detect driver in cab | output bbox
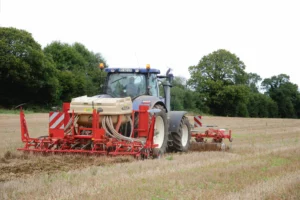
[126,77,138,98]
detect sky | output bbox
[1,0,300,87]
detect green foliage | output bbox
[165,155,173,161]
[262,74,290,92]
[44,41,107,102]
[247,72,262,93]
[188,49,249,116]
[0,28,107,108]
[236,102,249,117]
[247,93,278,118]
[188,49,248,91]
[172,76,186,89]
[216,85,250,117]
[262,74,299,118]
[0,27,60,107]
[184,90,202,111]
[169,76,204,113]
[170,86,184,110]
[186,49,299,118]
[0,108,32,114]
[1,28,299,119]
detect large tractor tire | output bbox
[152,105,168,158]
[170,116,191,152]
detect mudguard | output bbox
[168,111,187,133]
[132,96,167,112]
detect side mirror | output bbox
[166,68,173,84]
[166,68,171,76]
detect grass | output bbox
[0,105,55,114]
[0,108,32,114]
[165,155,174,161]
[0,108,49,114]
[1,147,299,199]
[0,114,300,199]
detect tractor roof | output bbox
[104,68,160,74]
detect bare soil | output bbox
[0,152,133,182]
[0,114,134,182]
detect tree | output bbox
[170,86,185,110]
[189,49,247,91]
[170,77,187,110]
[43,42,86,71]
[247,72,262,93]
[168,76,204,112]
[172,76,186,89]
[44,41,107,101]
[0,27,60,107]
[216,85,250,117]
[188,49,248,116]
[247,93,278,118]
[262,74,299,118]
[261,74,290,93]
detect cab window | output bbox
[148,74,159,97]
[106,73,146,98]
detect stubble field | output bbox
[0,113,300,200]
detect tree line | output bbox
[1,27,300,118]
[0,27,107,108]
[171,49,300,118]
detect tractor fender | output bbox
[132,96,167,112]
[168,111,187,133]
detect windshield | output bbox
[106,73,147,98]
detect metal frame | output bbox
[191,129,232,143]
[18,103,158,159]
[18,103,233,158]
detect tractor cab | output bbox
[104,67,161,99]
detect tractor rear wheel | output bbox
[170,116,191,152]
[152,105,168,158]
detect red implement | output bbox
[18,104,158,159]
[191,116,233,150]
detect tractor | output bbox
[17,64,232,158]
[99,64,191,155]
